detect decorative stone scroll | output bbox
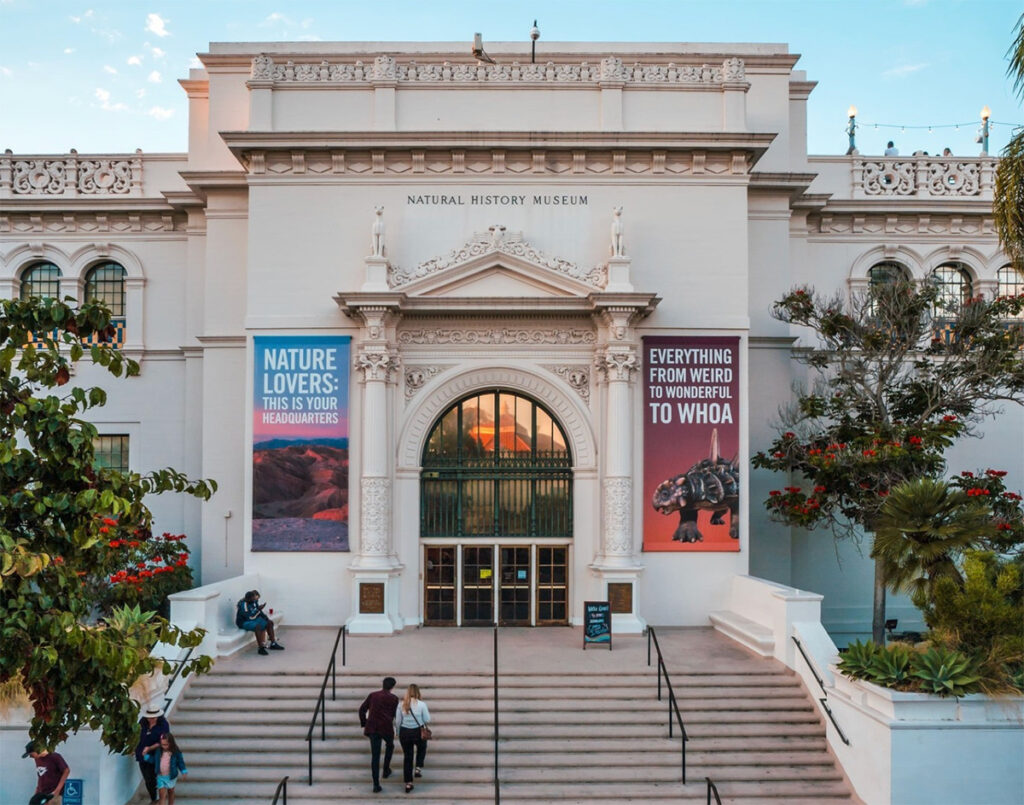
[355,348,398,382]
[388,229,606,288]
[248,55,745,86]
[855,158,996,198]
[6,154,141,196]
[403,365,448,400]
[398,328,597,346]
[543,365,591,404]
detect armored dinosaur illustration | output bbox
[652,429,739,543]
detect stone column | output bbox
[346,304,404,634]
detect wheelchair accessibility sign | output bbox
[62,778,83,805]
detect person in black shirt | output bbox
[235,589,284,655]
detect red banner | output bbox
[642,336,740,552]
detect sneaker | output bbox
[269,642,285,650]
[258,646,269,655]
[414,767,422,778]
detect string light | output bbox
[853,119,1019,130]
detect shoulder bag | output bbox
[410,706,432,740]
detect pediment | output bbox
[388,227,606,298]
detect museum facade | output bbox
[1,40,1018,637]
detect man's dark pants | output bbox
[139,757,158,801]
[368,732,394,785]
[29,794,55,805]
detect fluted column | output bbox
[600,348,638,564]
[355,346,397,562]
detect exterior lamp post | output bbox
[846,105,858,155]
[979,105,991,156]
[530,20,540,64]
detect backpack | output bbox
[235,599,246,628]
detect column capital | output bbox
[356,346,399,383]
[595,347,638,382]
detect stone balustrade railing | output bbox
[249,53,747,86]
[0,150,143,198]
[852,156,997,199]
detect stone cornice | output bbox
[337,291,659,318]
[806,211,996,238]
[0,210,182,235]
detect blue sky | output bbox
[0,0,1020,156]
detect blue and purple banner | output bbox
[252,335,351,551]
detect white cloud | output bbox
[103,64,117,74]
[136,88,146,99]
[0,66,12,77]
[64,48,76,55]
[882,63,928,79]
[262,12,294,26]
[150,46,165,59]
[145,13,170,38]
[148,106,174,121]
[94,87,127,111]
[70,9,94,24]
[127,55,142,66]
[147,70,161,83]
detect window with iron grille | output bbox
[866,261,910,316]
[998,265,1024,320]
[20,261,62,300]
[421,390,572,538]
[93,434,130,473]
[84,262,126,317]
[931,262,972,344]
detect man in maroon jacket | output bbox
[358,676,399,792]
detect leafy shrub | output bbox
[911,647,984,696]
[837,639,881,680]
[869,642,914,686]
[837,640,985,696]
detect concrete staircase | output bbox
[167,636,855,804]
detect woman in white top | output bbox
[395,683,431,792]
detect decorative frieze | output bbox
[602,477,634,554]
[359,477,391,555]
[0,212,178,234]
[388,227,606,288]
[543,365,591,404]
[853,158,996,199]
[244,147,746,179]
[249,55,745,87]
[810,213,993,238]
[398,328,597,346]
[4,153,143,197]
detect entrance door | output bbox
[462,545,494,625]
[424,546,456,625]
[499,546,531,625]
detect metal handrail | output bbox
[791,636,850,746]
[271,775,289,804]
[159,644,195,712]
[305,625,346,785]
[493,625,500,805]
[646,627,689,784]
[706,777,722,804]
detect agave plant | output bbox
[837,639,881,680]
[869,643,915,687]
[911,647,983,697]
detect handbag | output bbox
[411,708,432,740]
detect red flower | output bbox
[814,486,826,493]
[966,488,991,497]
[942,415,957,422]
[961,471,975,478]
[909,436,923,445]
[102,518,117,526]
[139,570,153,578]
[108,540,120,548]
[863,449,876,457]
[1002,492,1022,501]
[53,556,64,565]
[785,486,801,494]
[99,527,109,534]
[985,470,1008,478]
[769,490,782,497]
[783,432,796,439]
[128,540,140,548]
[773,452,785,458]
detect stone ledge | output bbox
[709,609,774,657]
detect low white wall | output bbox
[714,573,1024,805]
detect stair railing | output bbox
[305,625,346,784]
[706,777,722,804]
[646,626,689,784]
[271,775,289,804]
[159,643,195,713]
[493,624,500,805]
[791,635,850,745]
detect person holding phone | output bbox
[235,589,283,655]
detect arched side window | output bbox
[421,390,572,539]
[84,261,126,347]
[931,262,972,344]
[866,261,910,315]
[20,261,63,300]
[998,265,1024,320]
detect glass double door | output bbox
[424,544,568,626]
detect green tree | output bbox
[0,296,216,752]
[871,477,994,608]
[994,14,1024,271]
[753,280,1024,642]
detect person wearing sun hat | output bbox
[23,741,70,805]
[135,703,170,804]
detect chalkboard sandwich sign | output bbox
[583,600,612,650]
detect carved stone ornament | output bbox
[388,228,606,288]
[356,348,398,382]
[597,349,638,382]
[248,55,744,86]
[10,156,138,196]
[543,365,591,404]
[398,328,597,346]
[404,365,448,400]
[603,477,634,555]
[360,477,391,555]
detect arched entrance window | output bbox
[420,390,572,626]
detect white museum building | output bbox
[1,39,1020,641]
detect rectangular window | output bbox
[94,434,130,473]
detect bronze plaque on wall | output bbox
[608,582,633,614]
[359,583,385,614]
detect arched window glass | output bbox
[421,390,572,539]
[20,261,62,300]
[998,265,1024,320]
[931,262,972,316]
[868,261,909,289]
[84,262,126,316]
